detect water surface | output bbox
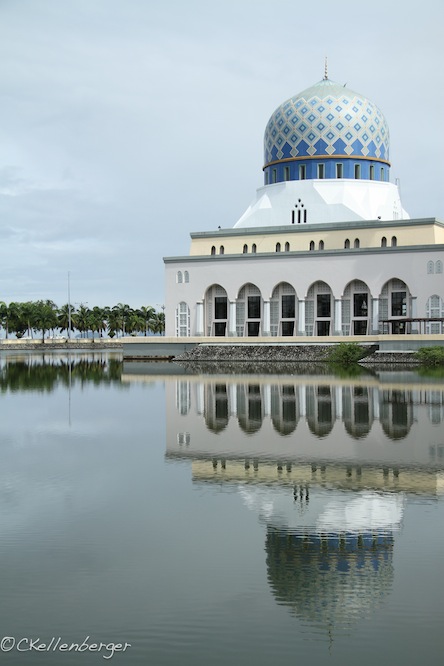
[0,352,443,665]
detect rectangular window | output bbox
[214,322,227,336]
[380,167,385,181]
[282,295,296,319]
[272,169,277,183]
[370,165,375,180]
[281,321,294,336]
[336,163,343,178]
[391,292,407,317]
[284,166,290,181]
[214,297,227,320]
[354,163,361,179]
[353,293,368,317]
[248,296,261,319]
[299,164,306,180]
[247,321,260,336]
[317,294,331,318]
[317,164,325,179]
[265,172,269,185]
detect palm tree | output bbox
[126,311,145,336]
[138,306,156,336]
[112,303,132,337]
[21,301,37,338]
[33,300,58,342]
[57,303,76,337]
[74,304,91,339]
[151,310,165,336]
[89,307,106,340]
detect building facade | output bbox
[164,74,444,338]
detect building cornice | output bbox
[163,242,444,264]
[189,217,443,241]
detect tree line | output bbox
[0,300,165,340]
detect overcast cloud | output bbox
[0,0,443,309]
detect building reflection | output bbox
[168,376,444,465]
[148,371,444,632]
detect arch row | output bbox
[175,280,444,337]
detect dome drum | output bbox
[264,158,390,185]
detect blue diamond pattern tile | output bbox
[264,79,390,166]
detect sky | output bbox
[0,0,443,309]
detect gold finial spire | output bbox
[324,56,328,80]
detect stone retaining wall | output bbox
[175,344,419,365]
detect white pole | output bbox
[68,271,71,340]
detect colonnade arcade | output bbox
[176,278,416,337]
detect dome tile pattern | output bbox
[264,79,390,166]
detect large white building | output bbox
[164,73,444,338]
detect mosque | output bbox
[164,69,444,338]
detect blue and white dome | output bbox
[263,77,390,184]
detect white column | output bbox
[196,301,204,336]
[263,385,271,416]
[298,300,306,335]
[196,382,205,415]
[373,387,380,419]
[334,299,342,336]
[299,384,306,417]
[228,301,237,336]
[335,385,343,419]
[263,300,270,336]
[229,383,237,415]
[372,298,379,334]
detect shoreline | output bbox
[0,339,123,351]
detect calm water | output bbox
[0,352,443,665]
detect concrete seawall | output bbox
[120,335,443,364]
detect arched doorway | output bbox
[306,281,333,336]
[342,280,372,335]
[270,282,297,336]
[237,283,263,336]
[205,284,228,336]
[379,279,412,334]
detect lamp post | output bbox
[68,271,72,340]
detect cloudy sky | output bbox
[0,0,443,309]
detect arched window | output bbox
[219,245,224,255]
[426,295,444,334]
[427,260,435,274]
[391,236,397,247]
[344,239,350,249]
[354,238,360,248]
[276,242,281,252]
[381,237,387,247]
[177,271,183,284]
[211,246,216,255]
[436,260,443,274]
[285,242,290,252]
[243,244,248,254]
[252,243,257,254]
[184,271,189,283]
[309,241,315,251]
[319,240,324,250]
[175,302,190,337]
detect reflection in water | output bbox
[266,526,394,630]
[162,371,444,632]
[241,483,404,630]
[172,376,444,445]
[0,353,123,392]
